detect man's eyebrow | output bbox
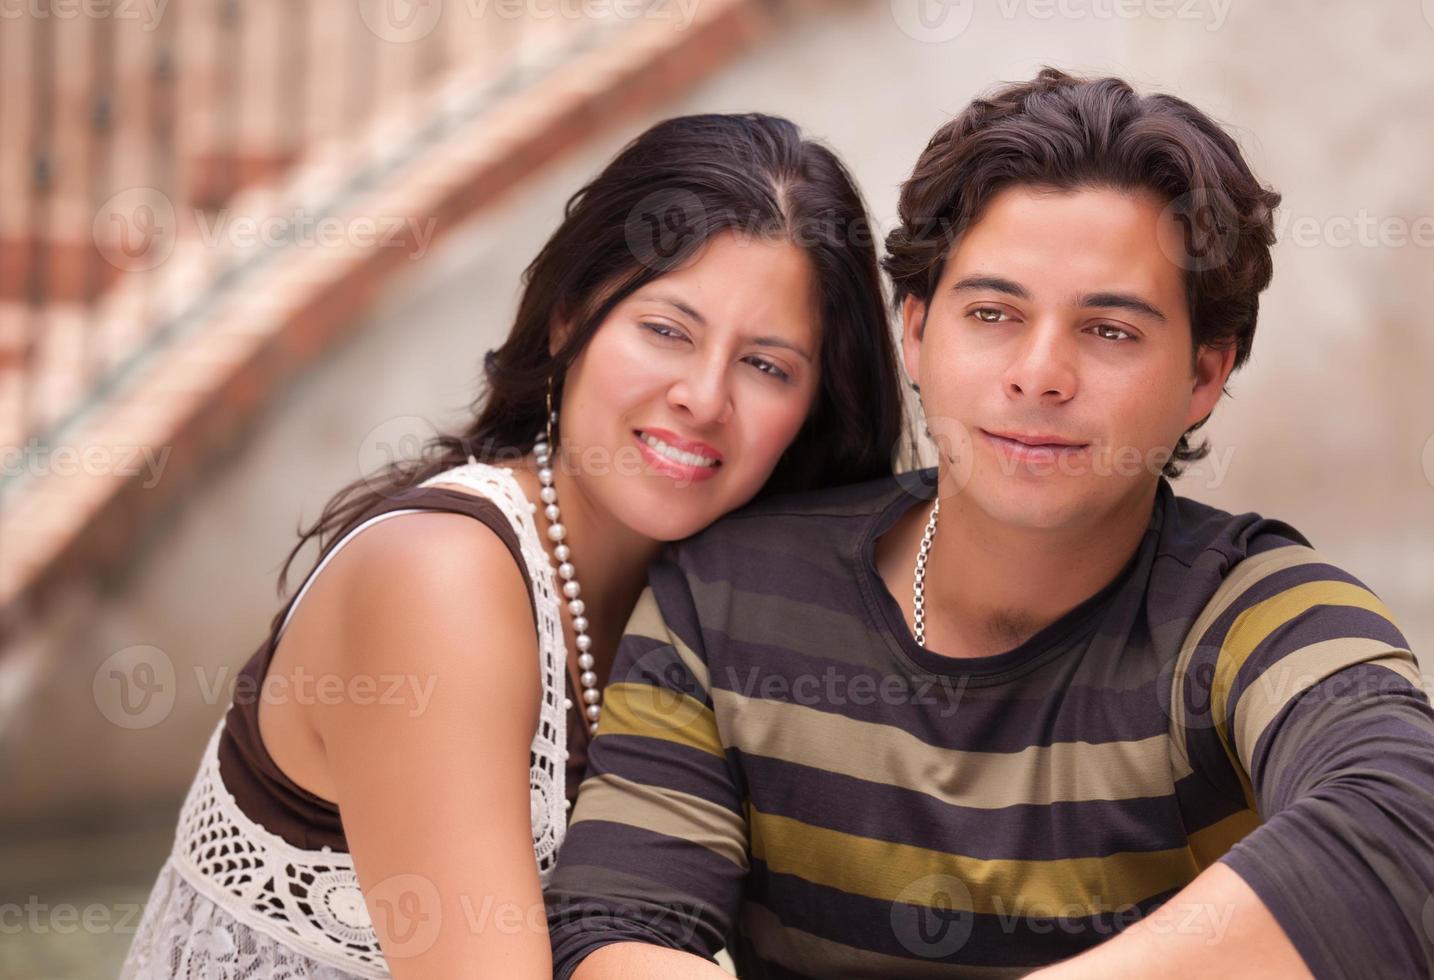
[951,275,1031,300]
[643,293,814,363]
[951,277,1167,323]
[1076,291,1168,323]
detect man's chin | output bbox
[967,475,1093,532]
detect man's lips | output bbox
[980,429,1089,449]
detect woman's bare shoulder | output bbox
[261,507,540,800]
[334,509,536,649]
[272,506,539,694]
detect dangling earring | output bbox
[545,373,558,450]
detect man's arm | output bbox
[573,942,734,979]
[1037,550,1434,978]
[1027,860,1309,978]
[546,553,750,979]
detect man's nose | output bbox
[1003,324,1077,402]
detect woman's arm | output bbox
[308,511,553,979]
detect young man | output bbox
[543,69,1434,979]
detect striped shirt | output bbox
[545,468,1434,978]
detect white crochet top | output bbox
[120,460,571,979]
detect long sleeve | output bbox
[545,551,749,979]
[1176,547,1434,978]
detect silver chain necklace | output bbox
[911,497,941,648]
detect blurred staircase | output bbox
[0,0,773,643]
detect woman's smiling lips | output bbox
[633,428,724,483]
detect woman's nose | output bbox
[667,361,734,426]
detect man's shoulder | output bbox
[741,468,923,517]
[698,467,916,538]
[1152,481,1389,634]
[1155,487,1419,790]
[657,468,923,583]
[1157,481,1314,573]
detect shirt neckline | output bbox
[854,467,1164,685]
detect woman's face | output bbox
[552,229,823,542]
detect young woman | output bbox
[118,113,912,978]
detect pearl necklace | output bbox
[532,428,601,737]
[911,497,940,648]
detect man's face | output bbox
[901,183,1235,533]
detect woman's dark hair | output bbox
[882,67,1281,478]
[276,112,912,597]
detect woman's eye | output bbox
[642,322,688,342]
[746,357,791,383]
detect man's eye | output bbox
[970,307,1007,323]
[1091,324,1135,342]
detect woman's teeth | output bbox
[638,432,719,468]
